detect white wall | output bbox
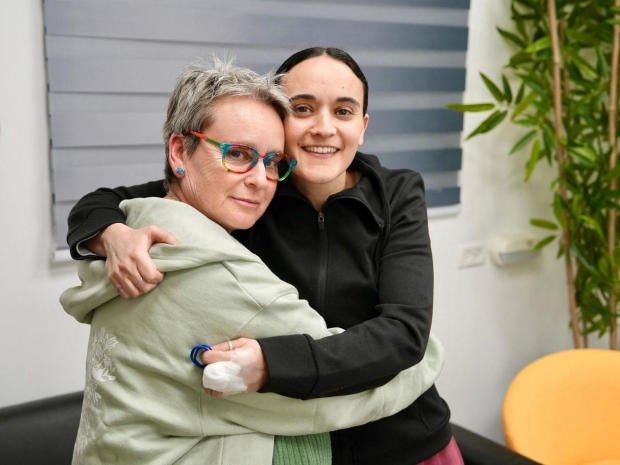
[0,0,584,445]
[0,0,90,404]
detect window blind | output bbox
[44,0,470,252]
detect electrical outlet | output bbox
[457,242,486,268]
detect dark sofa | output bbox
[0,391,540,464]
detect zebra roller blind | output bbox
[44,0,470,252]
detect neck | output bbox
[165,183,182,202]
[292,170,359,211]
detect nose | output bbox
[310,109,336,136]
[244,160,270,188]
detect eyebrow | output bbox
[290,94,361,108]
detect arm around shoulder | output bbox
[67,180,166,258]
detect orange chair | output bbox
[502,349,620,465]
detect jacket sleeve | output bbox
[259,171,435,398]
[66,180,167,259]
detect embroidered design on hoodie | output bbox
[73,328,118,460]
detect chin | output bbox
[233,217,262,231]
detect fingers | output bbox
[109,260,160,298]
[136,260,164,285]
[200,339,267,393]
[134,225,177,286]
[210,339,241,352]
[200,338,246,363]
[148,225,180,247]
[203,388,225,398]
[201,348,235,365]
[113,273,151,299]
[101,224,179,299]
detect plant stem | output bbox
[547,0,581,348]
[609,0,620,350]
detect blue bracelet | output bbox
[190,344,212,368]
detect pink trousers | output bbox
[417,436,464,465]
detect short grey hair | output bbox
[163,58,291,188]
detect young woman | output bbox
[67,47,463,465]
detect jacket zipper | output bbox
[317,211,327,311]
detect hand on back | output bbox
[89,223,180,299]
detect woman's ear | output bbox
[168,133,186,177]
[358,113,370,146]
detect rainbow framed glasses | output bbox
[185,130,296,182]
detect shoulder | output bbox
[354,152,426,203]
[121,198,225,237]
[120,198,258,265]
[356,151,423,183]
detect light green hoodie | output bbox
[60,198,444,465]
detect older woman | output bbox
[61,61,443,465]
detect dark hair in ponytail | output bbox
[276,47,369,114]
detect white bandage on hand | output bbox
[202,361,248,395]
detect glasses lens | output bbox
[222,145,257,172]
[264,154,290,181]
[222,144,294,181]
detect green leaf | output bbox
[603,164,620,181]
[480,72,505,102]
[579,215,605,240]
[597,256,612,280]
[513,117,539,127]
[496,27,526,48]
[515,82,526,104]
[513,0,537,11]
[567,50,599,80]
[445,103,495,112]
[509,129,537,154]
[572,246,605,280]
[502,75,513,103]
[530,218,558,230]
[465,110,508,140]
[568,146,598,167]
[518,75,548,99]
[532,234,556,251]
[511,92,538,121]
[509,51,535,68]
[524,36,551,54]
[595,46,609,77]
[524,139,541,181]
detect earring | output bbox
[176,167,184,175]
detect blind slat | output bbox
[48,58,466,93]
[46,3,467,51]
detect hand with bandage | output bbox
[200,338,268,397]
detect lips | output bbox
[232,197,261,207]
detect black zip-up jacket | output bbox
[67,152,453,464]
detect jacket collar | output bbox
[274,152,387,230]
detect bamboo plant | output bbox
[449,0,620,349]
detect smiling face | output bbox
[167,96,284,232]
[281,55,369,204]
